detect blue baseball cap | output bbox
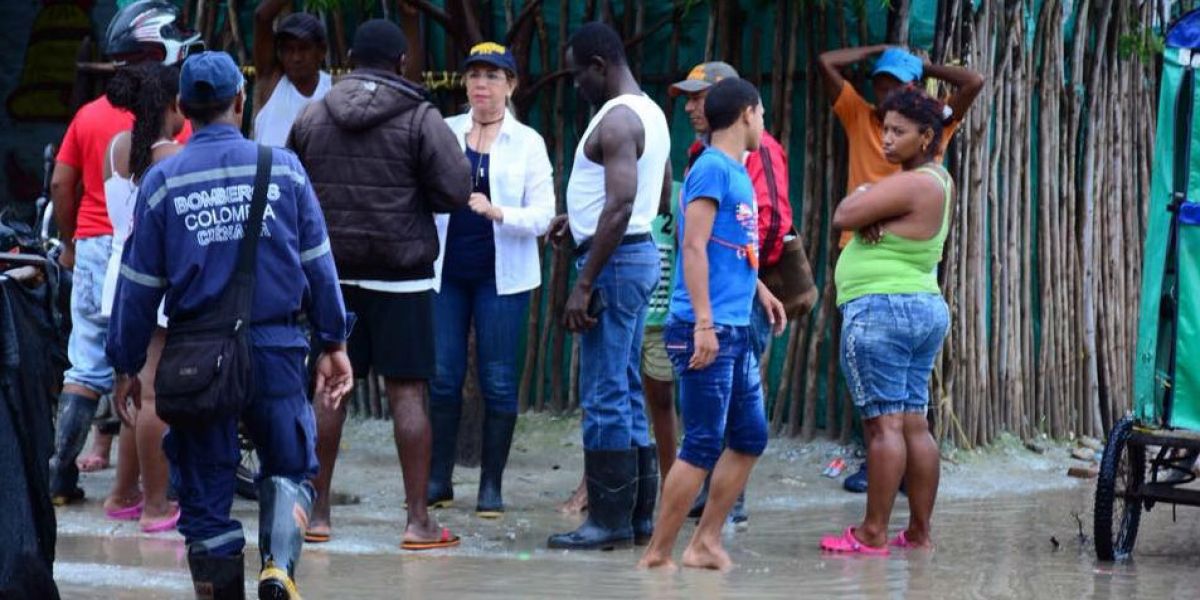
[463,42,517,74]
[179,51,244,104]
[872,48,923,83]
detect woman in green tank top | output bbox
[820,87,954,556]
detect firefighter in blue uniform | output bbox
[107,51,352,600]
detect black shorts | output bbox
[342,286,435,381]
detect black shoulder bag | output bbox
[154,145,271,426]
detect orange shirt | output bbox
[832,85,960,247]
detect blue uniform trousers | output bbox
[162,345,318,557]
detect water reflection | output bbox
[57,486,1200,599]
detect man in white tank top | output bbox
[547,22,673,552]
[252,3,332,147]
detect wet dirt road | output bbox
[53,418,1200,599]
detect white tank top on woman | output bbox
[102,135,170,325]
[253,72,332,147]
[566,93,670,245]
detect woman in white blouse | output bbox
[427,42,554,518]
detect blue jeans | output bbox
[430,278,530,414]
[664,320,768,470]
[65,235,114,394]
[577,241,659,451]
[162,346,318,557]
[749,298,772,358]
[839,293,950,420]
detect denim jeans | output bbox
[839,293,950,420]
[664,320,768,470]
[64,235,114,394]
[749,298,772,358]
[577,241,659,451]
[429,278,530,414]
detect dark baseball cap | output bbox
[670,61,739,96]
[463,42,517,74]
[179,51,244,104]
[276,12,326,44]
[352,19,408,66]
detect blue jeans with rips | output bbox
[664,320,768,470]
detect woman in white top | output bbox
[100,62,185,533]
[427,42,555,517]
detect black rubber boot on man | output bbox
[547,449,637,550]
[257,477,313,600]
[476,410,518,518]
[48,391,100,504]
[187,552,245,600]
[632,445,658,545]
[427,400,462,508]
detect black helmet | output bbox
[104,0,203,66]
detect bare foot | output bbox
[305,522,332,542]
[402,517,445,543]
[78,432,114,472]
[140,499,176,522]
[681,539,732,571]
[558,479,588,515]
[900,529,935,549]
[103,491,142,513]
[637,550,678,571]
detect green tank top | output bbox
[834,166,953,307]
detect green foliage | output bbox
[1118,27,1165,62]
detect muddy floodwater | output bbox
[53,416,1200,599]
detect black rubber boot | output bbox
[476,410,517,518]
[187,552,245,600]
[427,401,462,508]
[257,477,313,600]
[48,391,99,503]
[547,449,636,550]
[632,445,658,545]
[843,463,868,493]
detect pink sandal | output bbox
[890,531,933,549]
[105,500,145,521]
[141,505,181,533]
[820,527,890,556]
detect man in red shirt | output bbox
[668,61,794,527]
[47,0,197,504]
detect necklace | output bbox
[470,147,488,191]
[470,112,503,152]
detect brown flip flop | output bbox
[401,527,460,551]
[305,528,332,543]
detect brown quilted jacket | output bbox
[290,68,471,281]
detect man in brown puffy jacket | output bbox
[289,18,471,550]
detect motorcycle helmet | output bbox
[104,0,204,66]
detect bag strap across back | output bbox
[230,144,272,320]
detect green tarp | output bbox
[1134,43,1200,430]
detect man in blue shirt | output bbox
[107,51,351,599]
[638,78,784,571]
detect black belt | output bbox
[574,233,652,257]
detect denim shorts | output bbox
[664,320,768,470]
[64,235,115,394]
[839,293,949,420]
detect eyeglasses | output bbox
[465,70,508,83]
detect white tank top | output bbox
[566,93,670,244]
[102,135,171,325]
[253,72,332,147]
